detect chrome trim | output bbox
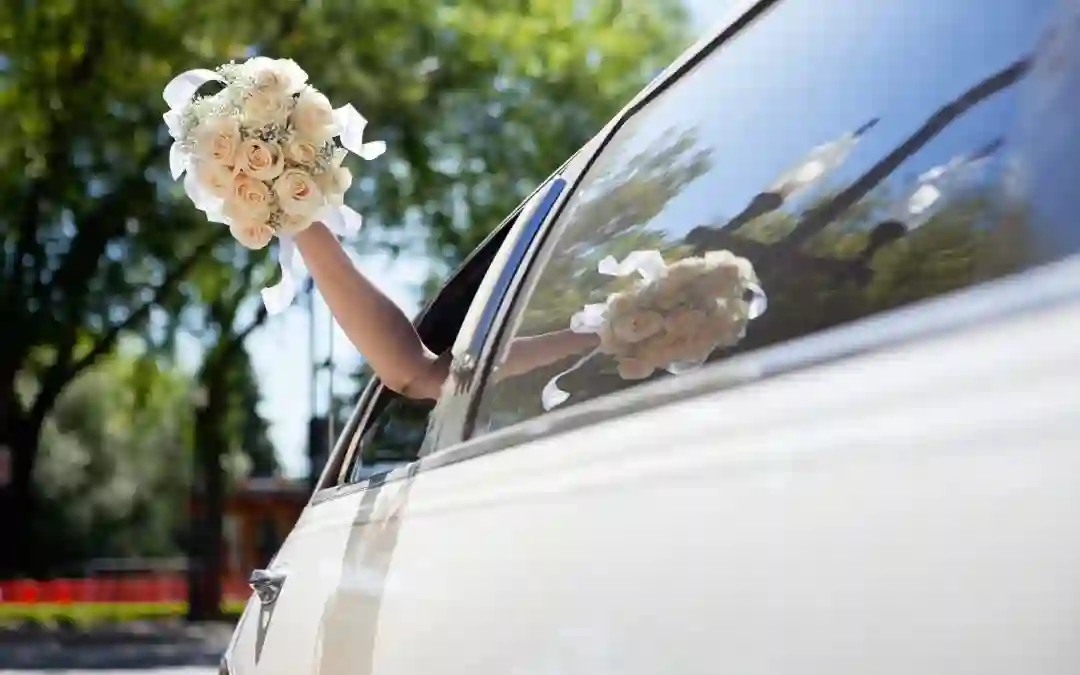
[466,178,567,359]
[248,568,287,606]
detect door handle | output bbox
[248,568,287,606]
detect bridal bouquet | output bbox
[542,249,766,410]
[163,57,386,313]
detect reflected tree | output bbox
[519,127,713,333]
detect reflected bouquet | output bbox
[163,57,385,312]
[542,249,766,410]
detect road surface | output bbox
[1,670,215,675]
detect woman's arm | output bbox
[294,222,448,399]
[498,330,599,379]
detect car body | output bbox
[224,0,1080,674]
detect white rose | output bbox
[663,309,710,335]
[596,321,626,355]
[648,278,696,312]
[229,219,275,250]
[616,356,654,381]
[704,263,742,292]
[193,160,234,199]
[319,166,353,206]
[193,115,242,168]
[605,291,638,316]
[235,138,285,182]
[242,57,308,95]
[273,168,324,217]
[284,138,320,166]
[704,250,757,290]
[709,303,749,347]
[224,174,274,224]
[291,87,336,142]
[243,88,292,127]
[649,332,696,367]
[279,212,315,236]
[610,309,664,344]
[665,257,709,284]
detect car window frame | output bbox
[307,162,587,503]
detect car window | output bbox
[471,0,1076,435]
[346,386,434,484]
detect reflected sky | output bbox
[601,0,1053,238]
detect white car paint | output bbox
[227,256,1080,675]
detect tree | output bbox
[0,0,688,575]
[181,254,275,619]
[32,354,195,570]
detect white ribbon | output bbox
[260,204,366,315]
[540,348,600,411]
[169,142,188,180]
[163,68,221,111]
[596,250,667,283]
[334,104,388,160]
[163,69,222,181]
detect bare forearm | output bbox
[499,330,599,379]
[294,222,443,397]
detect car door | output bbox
[222,376,413,675]
[298,2,1080,675]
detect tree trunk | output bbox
[187,376,227,621]
[0,408,44,577]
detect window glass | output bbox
[347,391,434,483]
[473,0,1076,434]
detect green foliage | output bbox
[29,348,278,573]
[0,0,689,576]
[32,355,194,566]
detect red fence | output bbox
[0,574,250,604]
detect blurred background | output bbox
[0,0,728,662]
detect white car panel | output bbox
[230,290,1080,675]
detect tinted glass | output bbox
[472,0,1078,434]
[347,394,433,483]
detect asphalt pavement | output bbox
[0,620,232,673]
[0,669,215,675]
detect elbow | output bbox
[383,370,434,401]
[388,376,437,401]
[384,376,422,399]
[388,353,449,401]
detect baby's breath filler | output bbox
[162,56,386,314]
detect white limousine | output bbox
[223,0,1080,673]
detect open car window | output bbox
[332,176,571,486]
[347,385,433,483]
